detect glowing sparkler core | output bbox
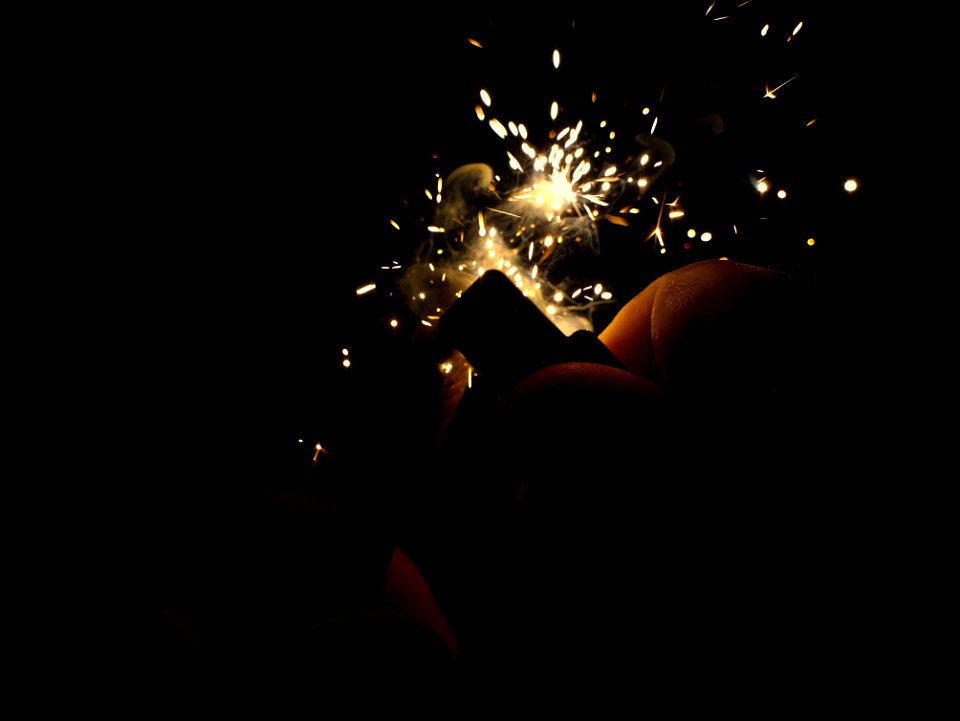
[531,172,576,212]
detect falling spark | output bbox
[553,49,560,69]
[764,75,798,99]
[356,283,376,296]
[480,88,492,107]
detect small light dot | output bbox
[844,179,858,192]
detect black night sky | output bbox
[127,3,890,710]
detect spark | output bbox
[764,75,798,99]
[553,49,560,69]
[356,283,376,295]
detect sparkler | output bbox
[337,2,861,416]
[399,82,675,341]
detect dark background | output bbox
[111,2,897,706]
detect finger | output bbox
[599,260,824,413]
